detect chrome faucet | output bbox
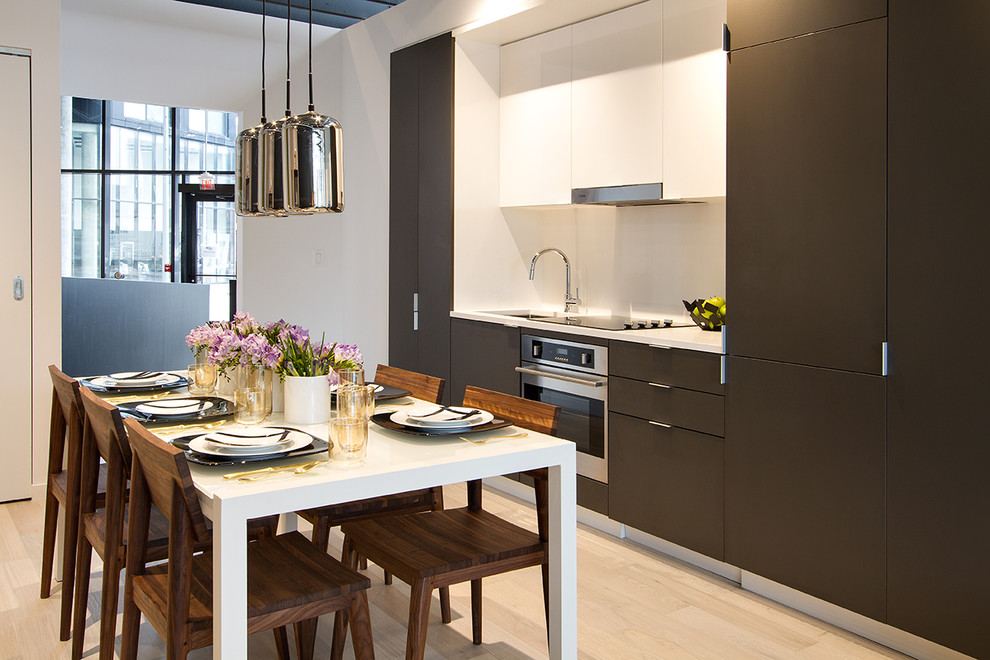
[529,248,579,313]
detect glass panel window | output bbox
[60,97,103,170]
[108,101,170,170]
[196,200,237,283]
[107,174,171,281]
[60,173,101,278]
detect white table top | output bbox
[157,401,578,660]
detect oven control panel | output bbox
[522,334,607,376]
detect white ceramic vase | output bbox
[283,375,330,424]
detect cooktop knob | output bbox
[662,319,673,327]
[637,321,647,329]
[623,321,635,329]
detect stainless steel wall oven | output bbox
[516,334,608,483]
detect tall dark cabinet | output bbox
[388,33,454,400]
[728,0,990,655]
[887,2,990,658]
[725,4,887,621]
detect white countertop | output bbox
[452,310,725,354]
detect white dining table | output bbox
[179,407,578,659]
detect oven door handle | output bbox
[514,366,606,387]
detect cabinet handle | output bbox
[648,420,671,428]
[413,293,418,331]
[648,344,671,350]
[648,382,671,389]
[13,276,24,301]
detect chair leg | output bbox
[272,626,291,660]
[293,618,318,660]
[71,535,93,660]
[39,488,58,599]
[97,548,124,660]
[58,493,82,642]
[348,590,375,660]
[383,568,393,585]
[439,586,451,624]
[119,577,142,660]
[310,513,332,554]
[406,578,433,660]
[470,579,483,645]
[329,607,349,660]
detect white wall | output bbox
[2,0,62,491]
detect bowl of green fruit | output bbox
[683,296,726,331]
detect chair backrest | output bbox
[461,386,560,436]
[123,418,211,546]
[461,386,559,536]
[375,364,446,404]
[48,365,84,476]
[79,386,132,470]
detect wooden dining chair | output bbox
[40,365,108,642]
[296,364,450,617]
[73,387,283,660]
[119,418,375,660]
[337,386,560,659]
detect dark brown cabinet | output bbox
[886,3,990,658]
[449,319,519,405]
[724,357,885,620]
[388,33,454,398]
[726,17,886,374]
[725,6,889,625]
[727,0,886,50]
[608,341,725,559]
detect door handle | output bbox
[13,276,24,301]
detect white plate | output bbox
[188,429,312,457]
[92,372,181,389]
[202,427,291,448]
[136,398,214,417]
[392,407,493,429]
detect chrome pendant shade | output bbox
[259,116,291,215]
[283,110,344,213]
[235,122,265,216]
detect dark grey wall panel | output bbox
[61,277,212,377]
[727,0,886,50]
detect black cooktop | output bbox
[534,315,692,331]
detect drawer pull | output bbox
[648,382,671,389]
[648,344,671,350]
[648,420,671,428]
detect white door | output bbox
[0,50,33,503]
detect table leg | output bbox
[213,498,249,659]
[548,453,577,659]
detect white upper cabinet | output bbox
[662,0,727,199]
[571,1,664,189]
[498,0,725,206]
[499,25,573,207]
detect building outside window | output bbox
[59,97,238,283]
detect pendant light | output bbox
[234,0,269,216]
[258,2,295,215]
[282,0,344,213]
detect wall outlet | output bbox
[313,249,324,267]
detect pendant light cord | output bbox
[285,0,292,118]
[308,0,315,112]
[260,0,267,123]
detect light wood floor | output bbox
[0,483,910,659]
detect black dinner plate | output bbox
[170,426,330,466]
[370,411,512,437]
[116,396,233,423]
[80,374,189,394]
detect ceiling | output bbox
[175,0,406,30]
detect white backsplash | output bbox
[454,200,725,321]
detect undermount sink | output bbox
[477,310,569,320]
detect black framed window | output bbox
[60,97,238,282]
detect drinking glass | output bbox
[234,387,267,425]
[335,367,365,388]
[329,415,368,467]
[337,384,376,420]
[187,362,217,395]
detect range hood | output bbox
[571,183,698,206]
